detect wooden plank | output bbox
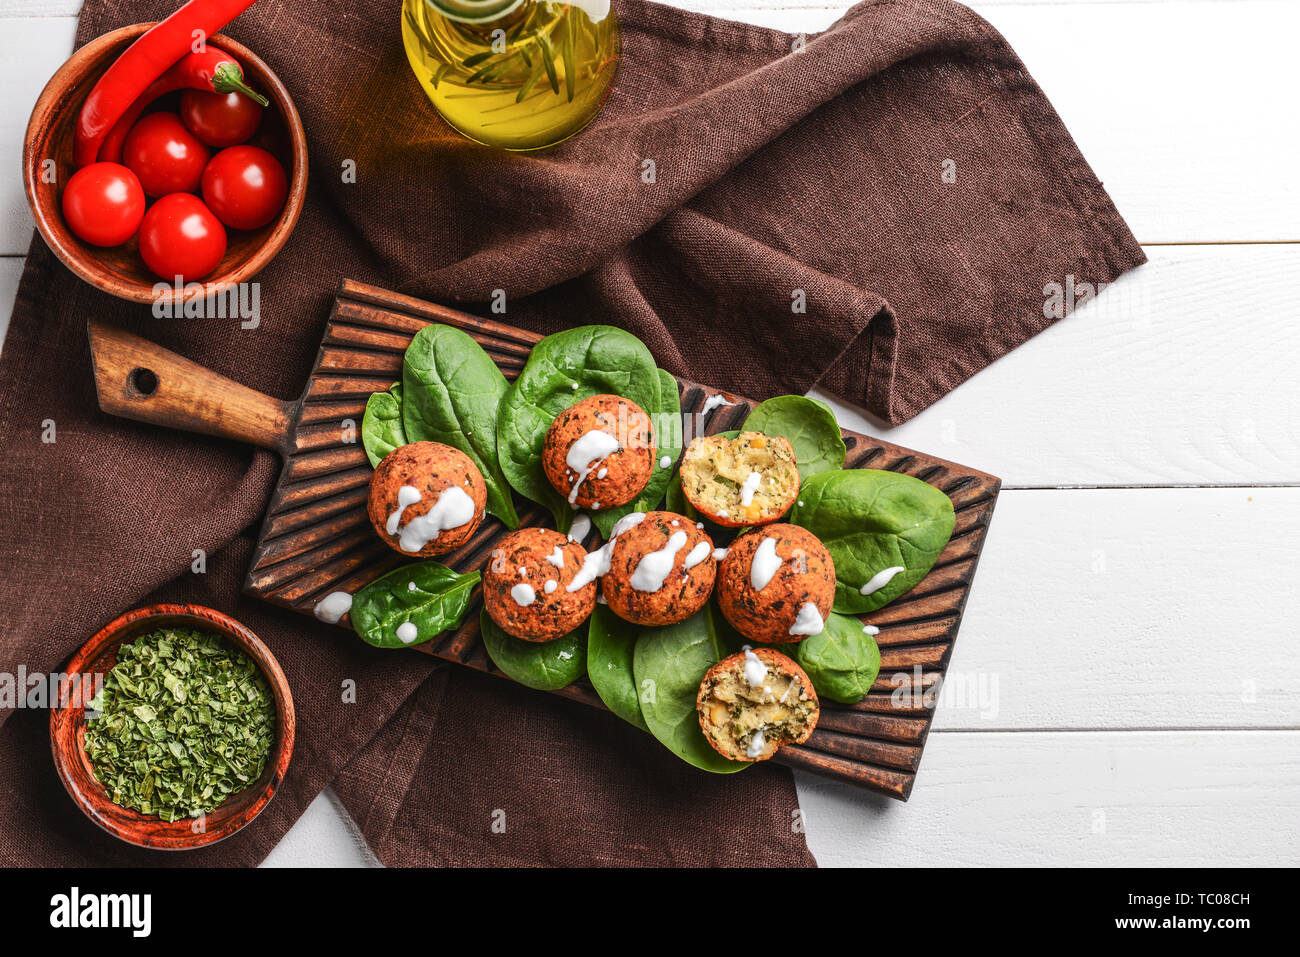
[0,2,82,16]
[5,2,1300,253]
[706,0,1300,243]
[929,486,1300,730]
[0,259,21,356]
[0,0,1260,15]
[0,17,77,258]
[796,730,1300,867]
[243,282,1001,801]
[818,244,1300,485]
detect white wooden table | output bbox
[4,0,1297,868]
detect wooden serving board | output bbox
[87,280,1001,801]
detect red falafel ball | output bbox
[715,524,835,643]
[601,511,715,626]
[367,441,487,557]
[482,527,598,641]
[697,647,819,761]
[542,394,656,511]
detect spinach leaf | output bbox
[402,324,520,529]
[350,562,481,649]
[781,613,881,704]
[632,606,750,774]
[789,469,955,614]
[589,368,682,538]
[361,382,406,468]
[481,608,587,690]
[496,326,667,531]
[587,604,649,731]
[742,395,847,479]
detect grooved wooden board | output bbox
[243,281,1001,800]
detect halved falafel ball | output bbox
[542,394,656,510]
[483,528,598,641]
[697,647,819,762]
[367,441,487,557]
[716,524,835,644]
[680,431,799,527]
[601,511,715,626]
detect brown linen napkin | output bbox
[0,0,1141,866]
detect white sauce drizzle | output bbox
[544,579,558,595]
[313,591,352,623]
[659,455,672,469]
[511,583,537,607]
[568,514,592,542]
[683,541,712,570]
[746,729,766,759]
[396,621,419,644]
[859,565,905,596]
[742,647,767,687]
[701,393,737,417]
[789,602,824,636]
[750,537,782,591]
[385,485,422,535]
[566,429,620,504]
[713,547,729,560]
[546,546,566,569]
[408,581,418,592]
[862,624,880,635]
[631,530,688,592]
[393,485,477,554]
[610,511,648,538]
[739,471,762,507]
[567,512,645,592]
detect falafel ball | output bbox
[542,394,656,511]
[679,431,800,527]
[367,441,487,557]
[482,528,598,641]
[697,647,819,762]
[601,511,715,626]
[716,524,836,643]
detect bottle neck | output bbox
[426,0,526,24]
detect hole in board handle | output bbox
[126,367,159,398]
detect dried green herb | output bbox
[83,627,276,822]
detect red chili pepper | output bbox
[74,0,261,168]
[98,46,268,163]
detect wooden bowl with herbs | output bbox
[49,603,294,850]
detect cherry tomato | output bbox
[180,89,264,148]
[121,112,210,198]
[138,193,227,281]
[61,162,146,247]
[200,145,288,231]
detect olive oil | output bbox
[401,0,620,151]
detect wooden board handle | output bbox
[86,318,293,452]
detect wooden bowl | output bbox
[23,24,307,306]
[49,603,295,850]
